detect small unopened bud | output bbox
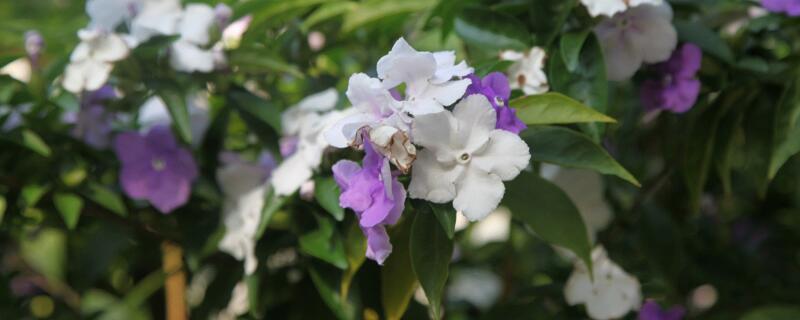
[222,15,252,50]
[24,30,44,67]
[308,31,326,51]
[214,3,233,28]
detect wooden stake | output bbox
[162,241,187,320]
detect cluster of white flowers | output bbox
[581,0,677,81]
[320,38,531,221]
[499,47,550,95]
[63,0,252,93]
[565,246,642,320]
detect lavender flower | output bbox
[114,126,198,213]
[762,0,800,16]
[639,300,686,320]
[464,72,526,134]
[332,135,406,265]
[214,3,233,27]
[71,85,117,148]
[640,43,702,113]
[24,30,44,68]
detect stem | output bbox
[162,241,187,320]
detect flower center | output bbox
[494,96,505,106]
[151,158,166,171]
[458,152,471,164]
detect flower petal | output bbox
[408,150,461,203]
[271,153,314,196]
[364,226,392,265]
[170,41,216,72]
[629,6,677,64]
[453,167,505,221]
[416,78,472,107]
[178,4,215,45]
[471,130,530,181]
[451,94,496,152]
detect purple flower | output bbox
[332,136,406,265]
[640,43,702,114]
[464,72,526,134]
[639,300,686,320]
[762,0,800,16]
[214,3,233,27]
[114,126,198,213]
[71,85,117,148]
[24,30,43,67]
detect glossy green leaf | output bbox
[302,2,357,31]
[511,92,615,125]
[342,0,434,33]
[522,126,639,186]
[83,182,128,217]
[255,189,286,238]
[410,206,453,319]
[308,262,355,319]
[21,184,49,208]
[151,83,192,145]
[227,50,303,78]
[455,7,528,51]
[674,20,734,63]
[299,215,349,269]
[341,219,366,299]
[559,30,590,72]
[413,200,457,240]
[315,177,345,221]
[382,216,417,320]
[769,77,800,179]
[20,228,66,281]
[503,171,593,270]
[54,192,83,230]
[528,0,577,46]
[228,88,282,136]
[21,129,52,157]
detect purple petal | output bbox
[120,162,156,199]
[494,106,527,134]
[364,226,392,265]
[145,126,179,152]
[114,132,150,165]
[675,44,702,78]
[482,72,511,101]
[167,148,199,181]
[332,160,361,189]
[146,170,192,214]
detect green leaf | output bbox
[21,129,52,157]
[559,30,590,72]
[341,220,366,300]
[228,89,282,147]
[227,50,303,78]
[382,217,418,320]
[21,184,49,208]
[308,262,355,319]
[769,77,800,179]
[503,171,593,270]
[455,6,528,51]
[315,177,345,221]
[342,0,434,33]
[301,2,358,31]
[511,92,615,125]
[674,20,735,63]
[528,0,577,46]
[742,306,800,320]
[413,200,457,239]
[151,83,192,145]
[522,126,639,186]
[20,228,66,281]
[54,192,83,230]
[299,215,349,269]
[410,206,453,319]
[83,183,128,217]
[255,189,287,238]
[0,195,5,225]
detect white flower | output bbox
[447,268,502,310]
[377,37,472,117]
[222,15,252,50]
[500,47,550,95]
[594,3,677,81]
[63,29,129,93]
[564,246,642,320]
[468,207,511,246]
[1,58,32,83]
[217,157,270,275]
[541,164,613,242]
[130,0,182,44]
[580,0,663,17]
[216,281,250,320]
[170,4,219,73]
[86,0,141,31]
[138,92,211,146]
[408,95,531,220]
[272,90,348,196]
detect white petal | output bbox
[543,165,613,238]
[296,88,339,112]
[87,0,140,31]
[271,153,314,196]
[179,4,216,46]
[453,167,505,221]
[580,0,627,17]
[564,246,642,320]
[408,150,462,203]
[432,51,473,84]
[499,50,524,61]
[410,108,455,160]
[468,207,511,246]
[0,58,31,83]
[471,130,531,181]
[629,7,677,63]
[415,78,472,107]
[377,38,437,89]
[70,42,92,62]
[346,73,398,116]
[595,23,643,81]
[451,94,496,152]
[91,33,130,62]
[170,41,216,72]
[324,112,374,148]
[402,98,445,117]
[130,0,182,42]
[62,60,112,93]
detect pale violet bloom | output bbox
[86,0,142,31]
[217,153,274,275]
[408,95,530,221]
[447,268,503,310]
[565,246,642,320]
[63,29,129,93]
[324,73,417,172]
[595,3,677,81]
[170,4,219,73]
[541,164,613,242]
[272,90,350,196]
[580,0,663,17]
[499,47,550,95]
[138,92,211,146]
[129,0,182,44]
